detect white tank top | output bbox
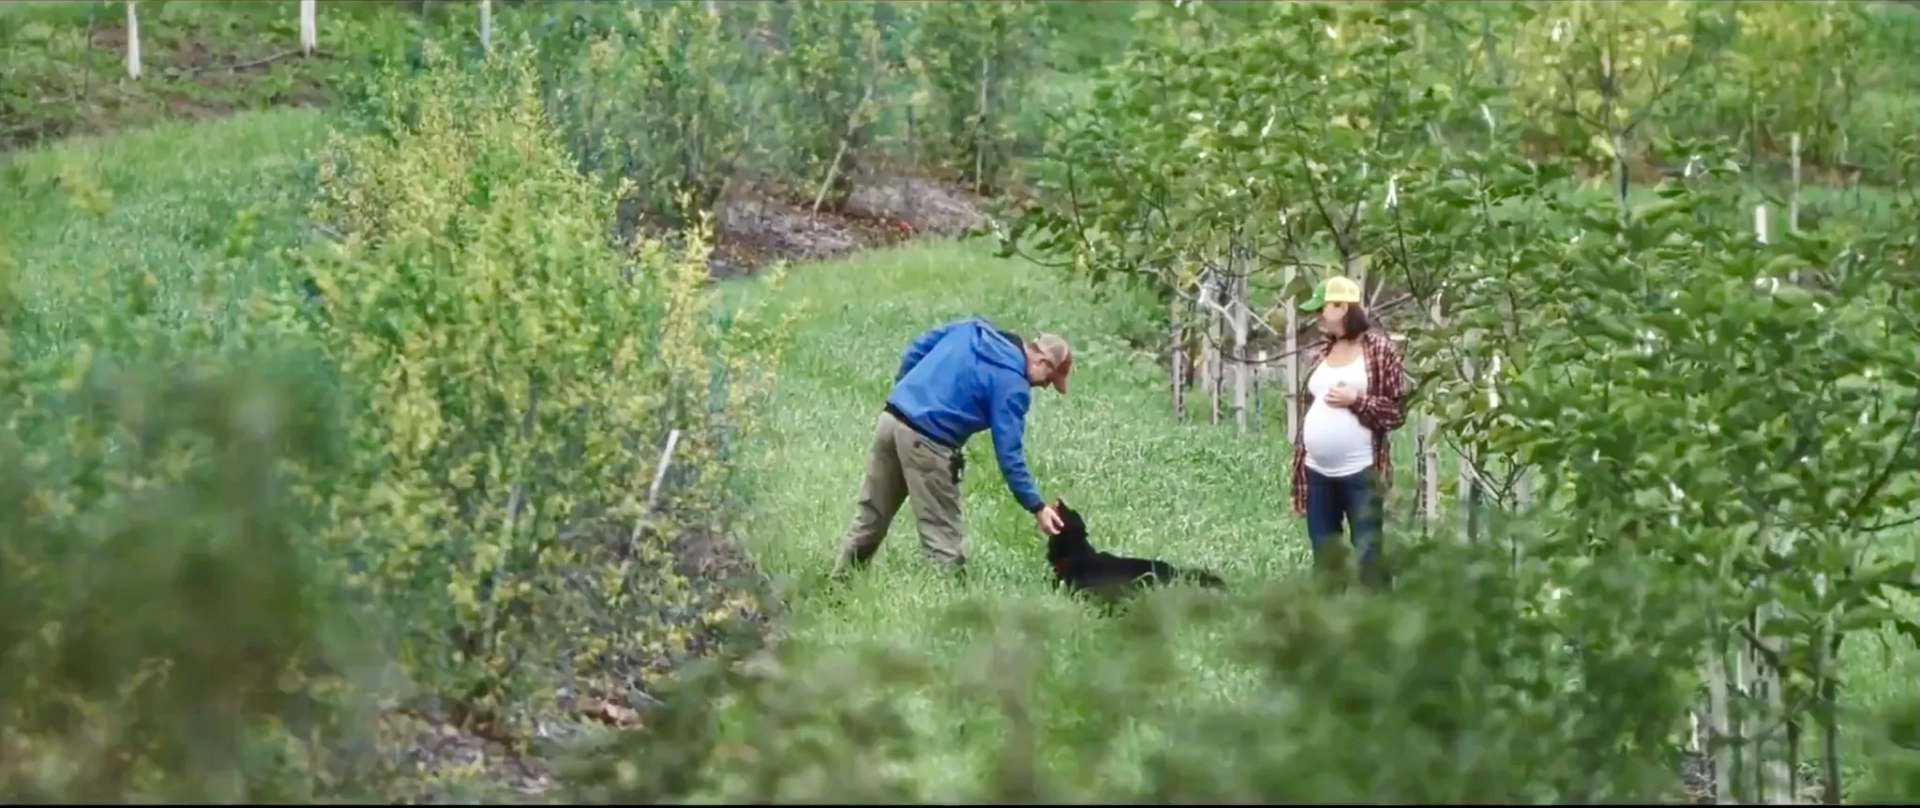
[1302,351,1374,477]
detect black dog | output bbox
[1046,498,1226,604]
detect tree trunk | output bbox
[1254,350,1268,431]
[1283,266,1301,442]
[1708,640,1733,804]
[1231,254,1250,434]
[1420,298,1443,533]
[1456,351,1477,543]
[1169,293,1185,420]
[1789,132,1802,233]
[974,57,992,194]
[1732,625,1755,802]
[1205,271,1223,426]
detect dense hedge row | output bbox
[523,0,1050,226]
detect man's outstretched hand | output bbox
[1034,503,1064,536]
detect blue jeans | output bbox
[1303,467,1391,590]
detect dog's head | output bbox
[1047,496,1094,562]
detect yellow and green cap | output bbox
[1299,276,1363,312]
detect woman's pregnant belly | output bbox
[1302,400,1374,476]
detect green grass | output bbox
[725,240,1313,586]
[729,241,1309,589]
[718,241,1311,797]
[0,107,329,362]
[713,234,1919,799]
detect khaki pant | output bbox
[834,410,966,575]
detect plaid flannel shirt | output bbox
[1290,330,1410,515]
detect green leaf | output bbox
[1771,285,1815,309]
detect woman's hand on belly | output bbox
[1301,400,1374,473]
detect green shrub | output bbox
[0,348,384,803]
[291,41,789,737]
[903,0,1052,194]
[764,0,896,211]
[546,2,760,228]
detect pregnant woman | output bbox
[1289,276,1409,590]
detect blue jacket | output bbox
[886,318,1044,513]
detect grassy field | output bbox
[709,238,1920,799]
[728,240,1307,587]
[1,108,329,362]
[708,241,1313,798]
[704,232,1920,799]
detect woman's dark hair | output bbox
[1338,304,1372,340]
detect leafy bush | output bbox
[3,32,797,801]
[903,0,1052,194]
[293,41,790,736]
[1441,1,1917,184]
[546,2,760,227]
[523,0,1054,223]
[0,297,380,802]
[0,90,407,799]
[760,0,895,212]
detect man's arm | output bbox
[988,382,1045,513]
[896,320,962,383]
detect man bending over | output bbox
[832,318,1073,578]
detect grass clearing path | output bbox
[718,241,1316,797]
[711,239,1918,800]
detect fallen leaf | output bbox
[582,699,641,727]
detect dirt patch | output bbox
[88,25,128,53]
[845,172,990,238]
[703,171,992,278]
[709,190,869,275]
[373,710,556,802]
[372,520,779,803]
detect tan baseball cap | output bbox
[1030,333,1073,394]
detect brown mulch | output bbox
[374,522,779,804]
[704,170,991,278]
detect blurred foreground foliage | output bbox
[1,41,789,801]
[0,352,384,803]
[563,533,1920,803]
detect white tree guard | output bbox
[126,1,142,80]
[299,0,317,55]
